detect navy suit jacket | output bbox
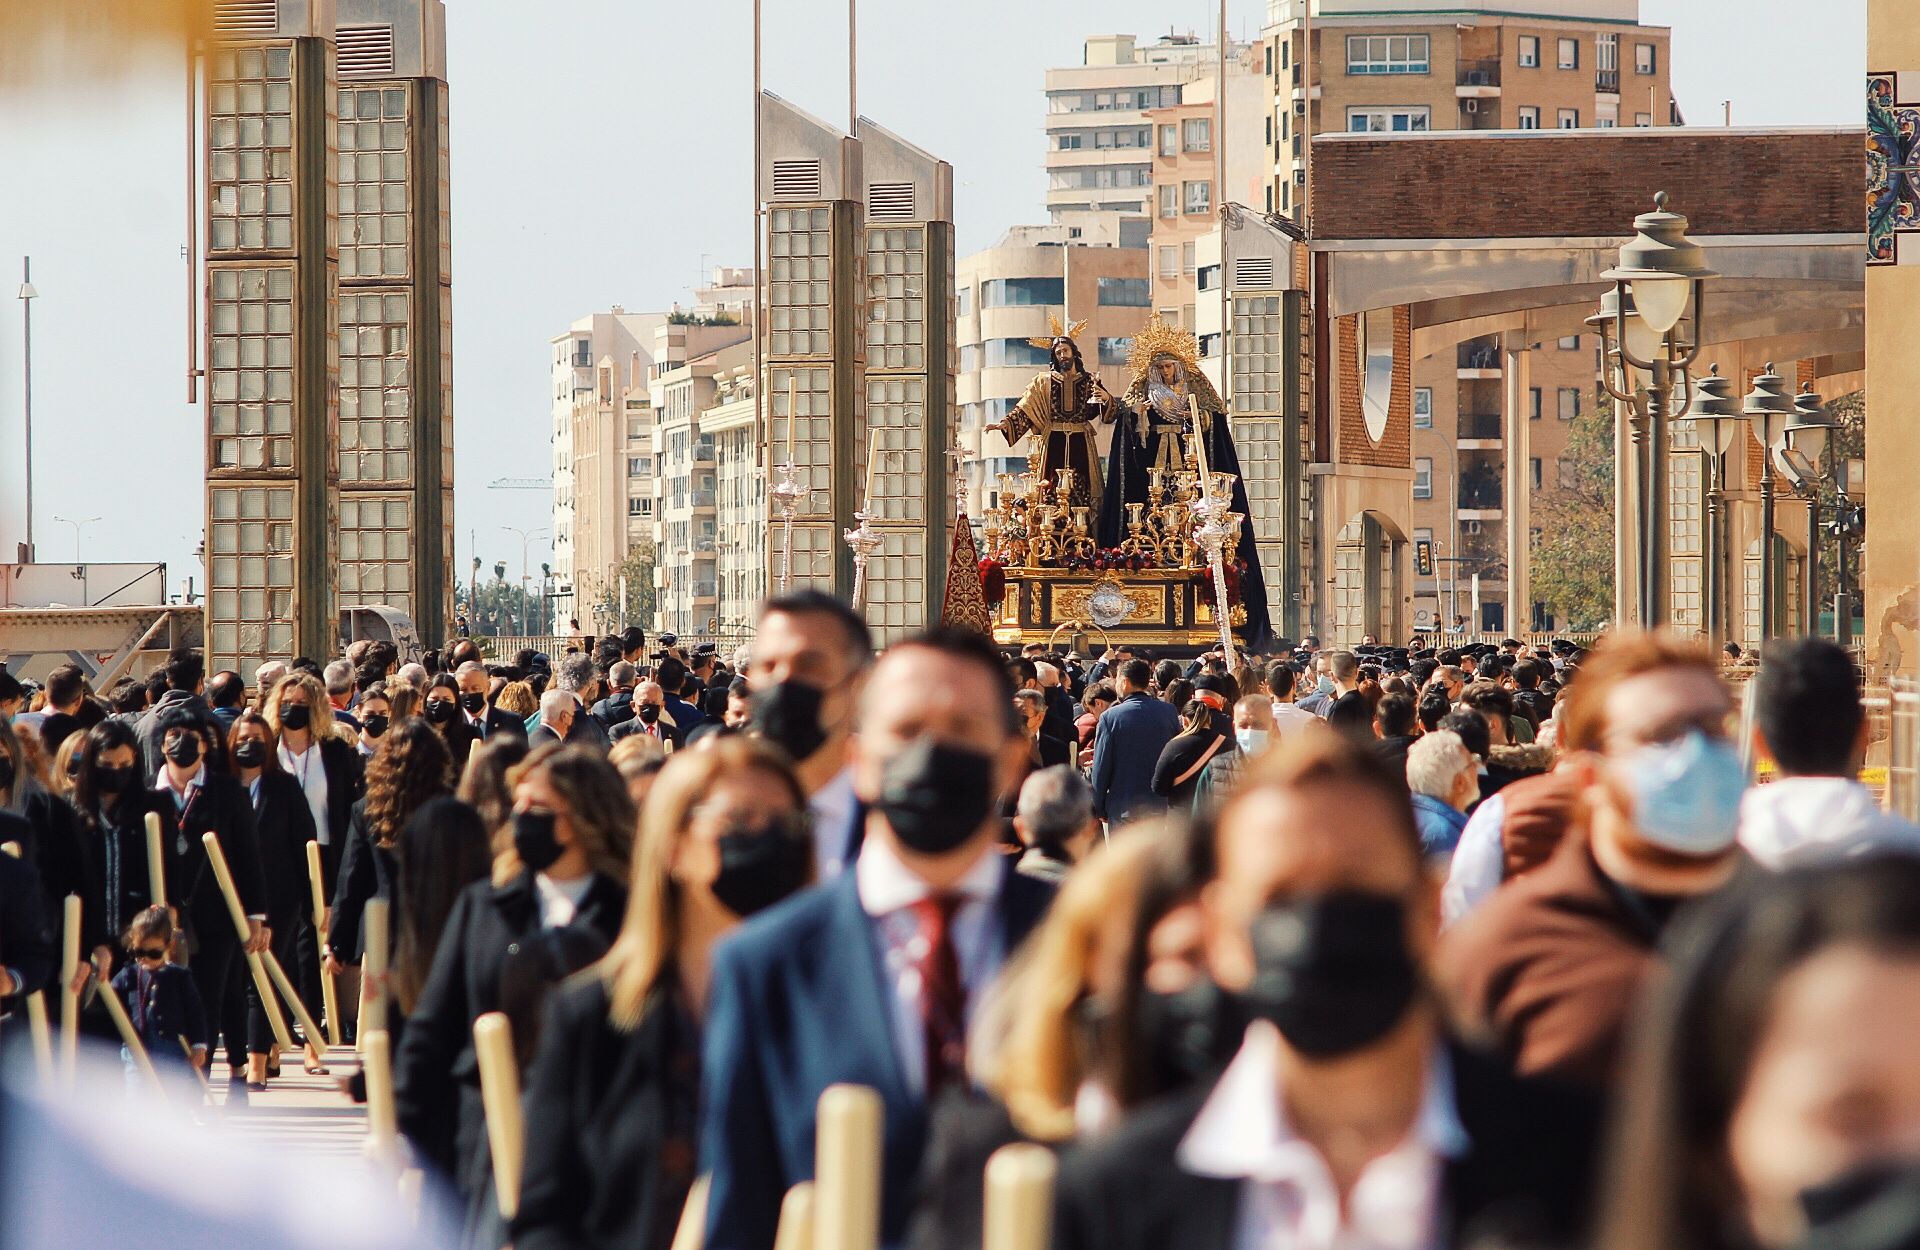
[1088,693,1182,824]
[700,857,1055,1250]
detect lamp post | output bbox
[1676,365,1743,647]
[1782,383,1837,637]
[493,560,507,636]
[17,258,37,560]
[1592,193,1716,630]
[502,526,546,637]
[1829,458,1865,647]
[1743,364,1795,643]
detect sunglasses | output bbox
[134,946,168,961]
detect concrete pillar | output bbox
[1613,369,1643,629]
[1867,5,1920,679]
[1503,332,1533,635]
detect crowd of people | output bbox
[3,602,1920,1250]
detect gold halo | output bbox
[1126,315,1200,380]
[1026,313,1091,351]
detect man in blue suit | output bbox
[1088,657,1182,827]
[701,627,1056,1250]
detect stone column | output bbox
[1503,331,1533,635]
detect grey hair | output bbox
[556,654,597,694]
[397,662,429,691]
[1016,765,1092,843]
[323,659,354,696]
[454,660,486,680]
[1012,688,1045,713]
[1406,730,1473,800]
[540,688,576,723]
[609,661,638,688]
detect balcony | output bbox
[1458,472,1503,512]
[1457,343,1502,377]
[1595,68,1620,95]
[690,489,717,510]
[1458,412,1503,442]
[692,444,716,464]
[1456,58,1502,96]
[690,581,718,603]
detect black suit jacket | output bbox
[1052,1038,1601,1250]
[164,772,268,951]
[394,869,628,1193]
[1028,732,1073,771]
[327,799,394,962]
[76,788,176,953]
[513,976,701,1250]
[248,771,319,923]
[6,795,103,951]
[0,850,55,1003]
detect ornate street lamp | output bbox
[1828,458,1866,647]
[1743,364,1797,642]
[1782,384,1838,636]
[1676,364,1744,646]
[1593,194,1715,628]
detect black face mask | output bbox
[424,699,456,725]
[1135,979,1246,1092]
[280,705,311,731]
[512,809,563,873]
[1244,890,1419,1059]
[362,713,389,739]
[232,740,267,768]
[1799,1162,1920,1250]
[163,735,203,768]
[710,821,813,918]
[751,680,830,762]
[94,764,136,795]
[637,704,661,724]
[459,692,487,714]
[875,737,998,856]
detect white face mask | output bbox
[1236,727,1269,754]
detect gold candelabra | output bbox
[980,445,1224,572]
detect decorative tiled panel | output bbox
[1869,72,1920,265]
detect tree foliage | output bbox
[578,538,659,634]
[1532,392,1616,631]
[453,574,543,636]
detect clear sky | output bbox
[0,0,1865,600]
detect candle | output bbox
[864,425,880,516]
[58,894,80,1085]
[204,831,292,1052]
[363,1029,398,1158]
[983,1143,1057,1250]
[1189,396,1212,498]
[786,377,797,464]
[814,1084,882,1250]
[145,811,167,909]
[474,1012,525,1220]
[363,897,390,1043]
[308,840,341,1045]
[772,1181,816,1250]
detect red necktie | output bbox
[911,893,967,1095]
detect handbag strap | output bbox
[1173,736,1227,789]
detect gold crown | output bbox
[1126,315,1200,380]
[1026,313,1091,351]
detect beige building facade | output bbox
[1145,61,1267,331]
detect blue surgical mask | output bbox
[1316,676,1336,696]
[1236,727,1268,754]
[1620,729,1746,855]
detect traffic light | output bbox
[1414,539,1435,578]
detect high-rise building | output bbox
[1045,33,1249,246]
[953,226,1150,513]
[332,0,454,641]
[1262,0,1675,631]
[202,1,340,667]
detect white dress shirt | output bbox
[808,766,859,880]
[154,762,206,819]
[279,740,332,845]
[1439,792,1506,928]
[534,871,594,929]
[1740,776,1920,869]
[1179,1021,1468,1250]
[853,833,1004,1095]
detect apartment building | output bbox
[1045,33,1252,245]
[647,343,762,637]
[953,225,1151,510]
[1145,58,1268,329]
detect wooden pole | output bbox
[199,831,292,1051]
[774,1181,817,1250]
[672,1176,715,1250]
[58,894,80,1085]
[179,1035,214,1101]
[361,897,390,1044]
[982,1144,1057,1250]
[0,843,52,1078]
[813,1084,882,1250]
[362,1028,399,1162]
[307,840,341,1045]
[473,1012,524,1221]
[261,947,327,1064]
[96,968,166,1097]
[144,810,167,909]
[0,841,18,857]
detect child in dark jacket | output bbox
[109,906,209,1071]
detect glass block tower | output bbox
[203,1,339,667]
[332,0,454,642]
[853,118,955,646]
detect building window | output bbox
[1182,241,1197,274]
[1347,106,1430,132]
[210,266,298,474]
[1346,34,1430,75]
[1057,133,1082,151]
[1599,117,1617,129]
[1415,457,1433,499]
[1158,245,1178,278]
[1558,388,1581,420]
[985,338,1053,368]
[1558,108,1579,129]
[1558,334,1580,350]
[1183,180,1211,215]
[1197,263,1220,291]
[1517,35,1539,68]
[1182,118,1211,152]
[1413,387,1432,428]
[1097,277,1151,306]
[768,206,833,356]
[573,339,592,367]
[1531,458,1544,490]
[207,45,296,253]
[1517,106,1541,129]
[1159,123,1177,156]
[955,285,972,316]
[337,86,412,280]
[1159,183,1178,218]
[1635,112,1653,127]
[628,456,650,476]
[338,495,413,618]
[979,276,1064,308]
[1557,37,1579,69]
[1198,332,1221,359]
[1097,336,1134,366]
[958,344,979,373]
[1530,387,1543,421]
[1635,43,1656,75]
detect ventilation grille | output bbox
[867,182,915,222]
[337,24,396,76]
[772,160,822,200]
[1232,256,1275,288]
[213,0,277,33]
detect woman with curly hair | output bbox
[325,719,453,1019]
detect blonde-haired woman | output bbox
[513,738,813,1250]
[393,743,638,1243]
[263,669,363,889]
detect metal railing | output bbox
[1458,476,1503,509]
[1457,58,1501,87]
[1458,343,1501,370]
[1459,413,1503,441]
[1595,68,1620,93]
